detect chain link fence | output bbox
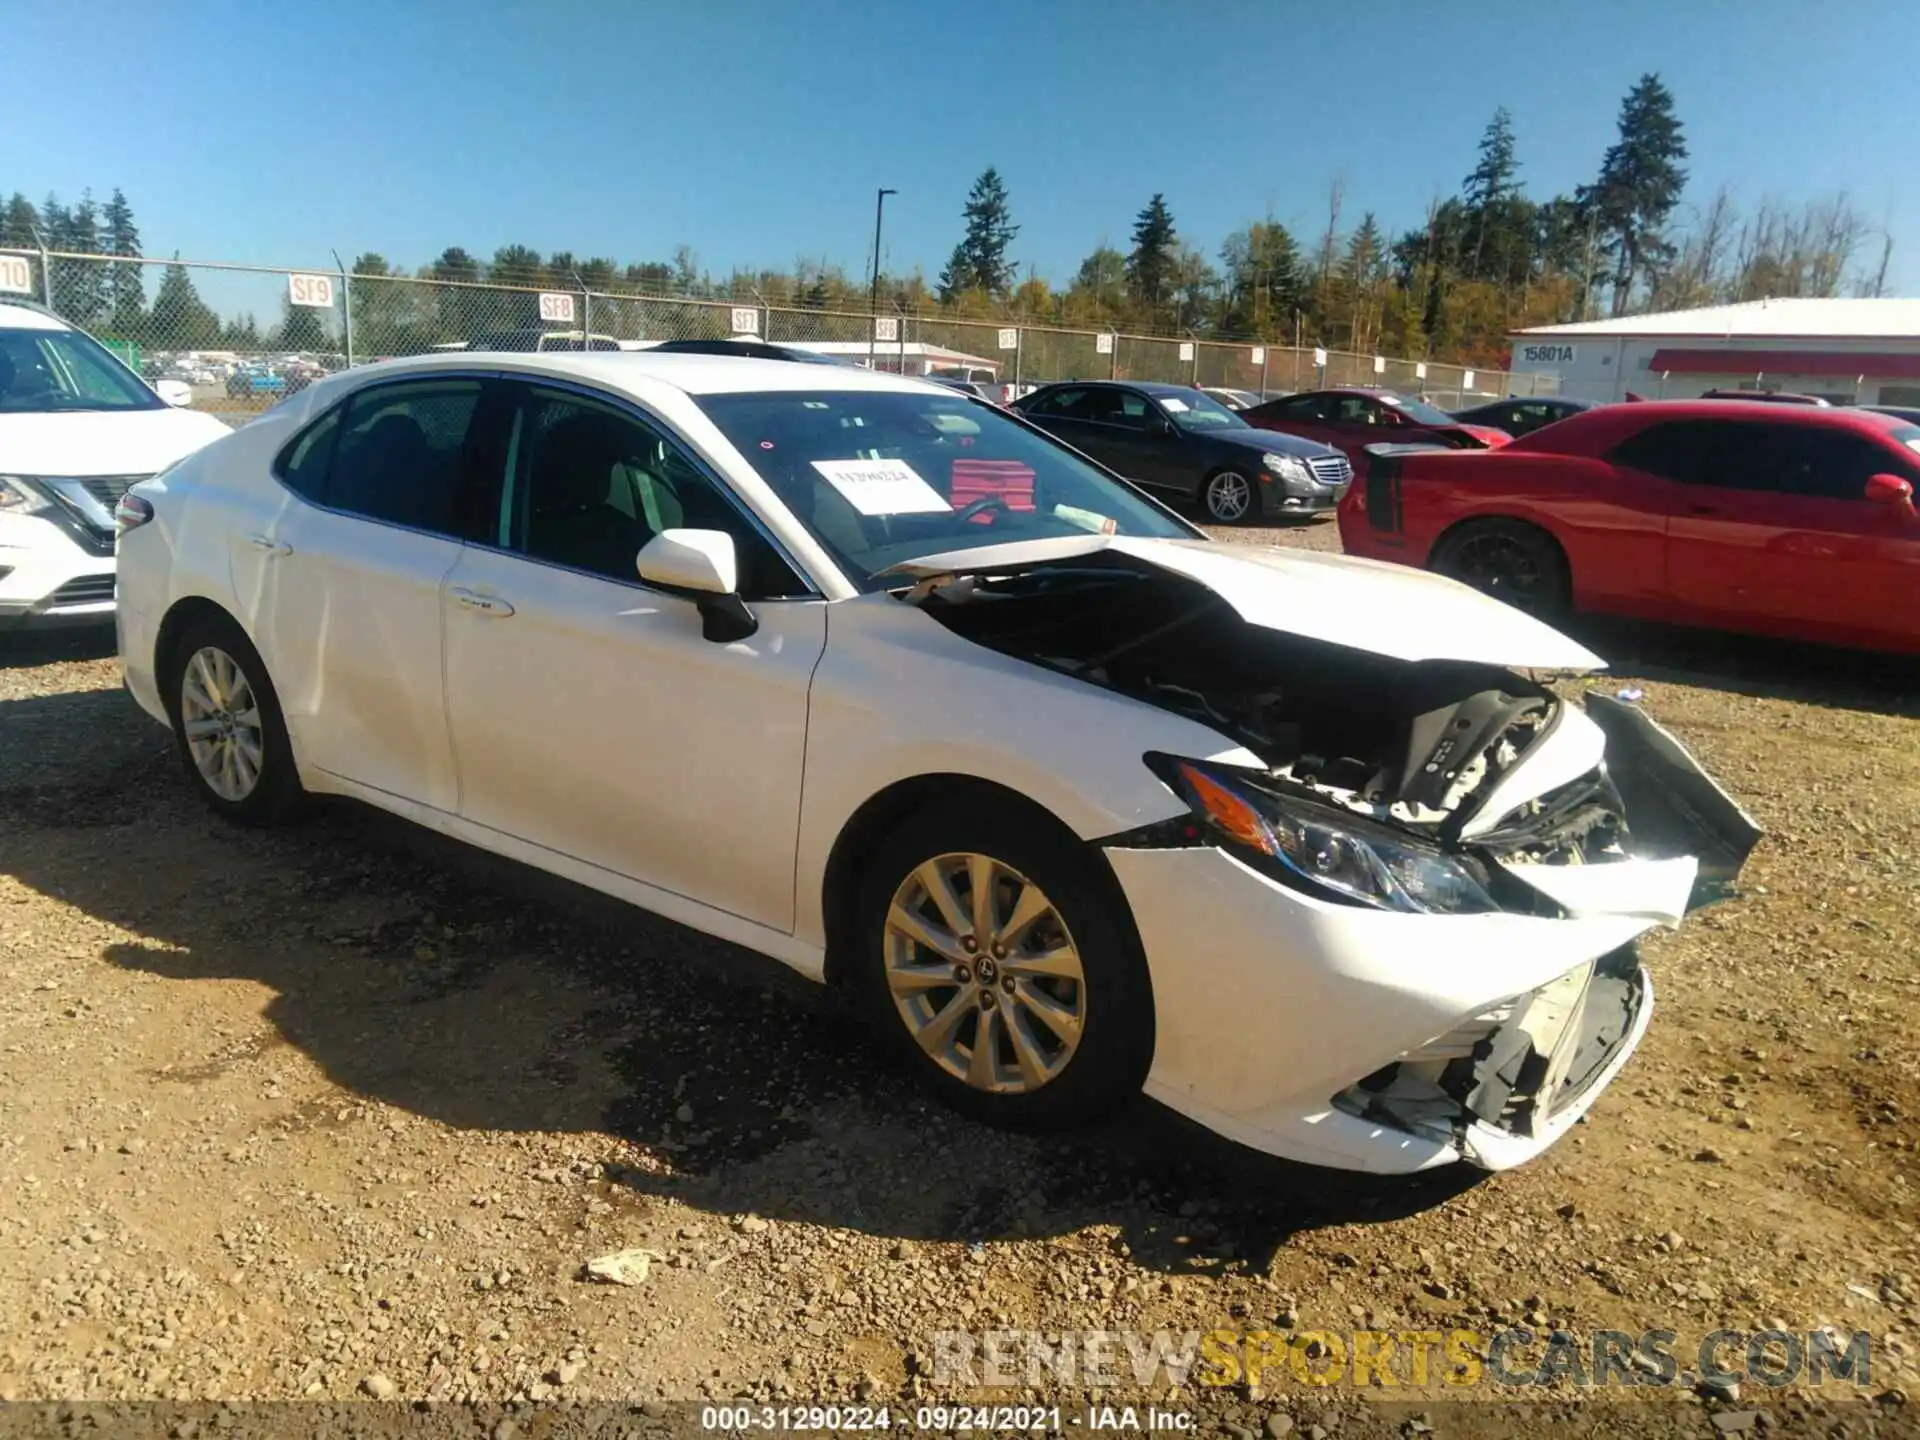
[1,246,1552,418]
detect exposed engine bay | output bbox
[912,561,1626,861]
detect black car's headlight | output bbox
[1147,755,1500,915]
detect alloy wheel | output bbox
[1451,532,1547,606]
[882,852,1086,1095]
[1205,471,1252,522]
[179,645,266,803]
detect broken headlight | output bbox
[1148,755,1499,914]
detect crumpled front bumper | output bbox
[1105,844,1670,1173]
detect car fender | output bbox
[791,592,1257,953]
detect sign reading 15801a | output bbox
[1520,343,1577,365]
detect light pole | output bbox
[868,187,896,371]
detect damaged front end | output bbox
[899,547,1758,911]
[1329,946,1651,1166]
[898,541,1760,1167]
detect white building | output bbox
[1507,297,1920,406]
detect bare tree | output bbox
[1314,174,1346,337]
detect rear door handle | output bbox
[246,533,292,557]
[449,586,515,617]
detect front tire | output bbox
[1202,469,1256,524]
[1429,518,1570,618]
[851,798,1154,1131]
[163,612,303,825]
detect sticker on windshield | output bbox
[1160,397,1189,412]
[811,458,950,516]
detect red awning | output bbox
[1646,348,1920,378]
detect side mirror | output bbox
[1865,473,1915,507]
[1148,413,1175,437]
[154,379,193,408]
[635,528,758,642]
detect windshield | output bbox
[1159,390,1246,430]
[697,389,1194,586]
[1385,395,1459,427]
[0,326,162,413]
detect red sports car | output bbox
[1242,387,1513,467]
[1338,400,1920,654]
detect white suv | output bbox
[0,303,230,629]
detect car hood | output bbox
[0,406,232,475]
[1449,423,1514,448]
[1199,426,1339,460]
[882,534,1604,670]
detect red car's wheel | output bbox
[1430,518,1570,618]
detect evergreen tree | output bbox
[101,188,145,341]
[275,296,328,351]
[936,167,1019,302]
[1463,107,1519,279]
[1579,73,1689,314]
[1337,213,1388,349]
[1125,194,1178,319]
[148,259,220,347]
[40,194,67,248]
[1,193,37,248]
[426,247,482,341]
[52,190,106,324]
[1219,222,1305,336]
[0,193,41,299]
[427,247,481,283]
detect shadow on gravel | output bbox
[1,682,1484,1278]
[1557,615,1920,720]
[0,625,118,670]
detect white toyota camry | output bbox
[113,353,1759,1173]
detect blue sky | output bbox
[3,0,1913,292]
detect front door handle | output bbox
[449,586,515,618]
[246,533,292,557]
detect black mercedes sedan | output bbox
[1011,380,1350,523]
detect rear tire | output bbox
[1430,518,1570,618]
[850,797,1153,1132]
[163,612,304,825]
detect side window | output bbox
[1109,391,1154,429]
[1028,388,1085,417]
[502,385,808,598]
[274,406,342,502]
[1789,430,1909,501]
[1330,396,1375,424]
[1610,421,1717,484]
[1612,421,1792,491]
[328,379,485,535]
[1279,394,1329,421]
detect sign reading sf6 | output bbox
[1520,343,1577,365]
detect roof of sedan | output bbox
[337,349,946,397]
[1031,379,1203,397]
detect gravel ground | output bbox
[3,516,1919,1438]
